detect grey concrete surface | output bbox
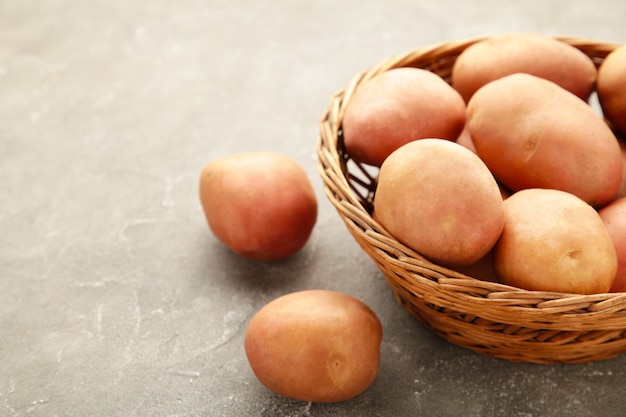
[2,1,626,416]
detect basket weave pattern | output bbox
[317,36,626,364]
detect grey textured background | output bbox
[2,1,626,416]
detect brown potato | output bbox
[198,152,317,261]
[244,290,383,403]
[467,73,623,207]
[452,33,597,102]
[373,139,504,267]
[597,45,626,137]
[342,67,466,167]
[494,188,617,294]
[598,197,626,292]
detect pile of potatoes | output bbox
[342,33,626,295]
[198,33,626,404]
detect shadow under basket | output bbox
[316,35,626,364]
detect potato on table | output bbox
[244,290,383,403]
[198,152,317,261]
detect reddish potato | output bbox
[374,139,504,267]
[494,188,617,294]
[199,152,317,261]
[468,73,623,207]
[598,197,626,292]
[342,67,466,167]
[452,33,597,102]
[244,290,383,403]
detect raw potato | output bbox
[342,67,466,167]
[494,188,617,294]
[244,290,383,403]
[597,45,626,137]
[199,152,317,261]
[451,33,597,102]
[373,139,504,267]
[467,73,623,207]
[598,197,626,292]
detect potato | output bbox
[494,188,617,294]
[198,152,317,261]
[452,33,597,102]
[598,197,626,292]
[597,45,626,137]
[342,67,466,167]
[373,139,504,267]
[467,73,623,207]
[244,290,383,403]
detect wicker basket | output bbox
[317,35,626,364]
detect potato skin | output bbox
[373,139,504,267]
[199,152,317,261]
[598,197,626,292]
[244,290,383,403]
[467,73,623,208]
[597,45,626,137]
[494,188,617,294]
[342,67,466,167]
[452,33,597,102]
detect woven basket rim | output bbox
[317,35,626,363]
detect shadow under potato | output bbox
[203,237,316,295]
